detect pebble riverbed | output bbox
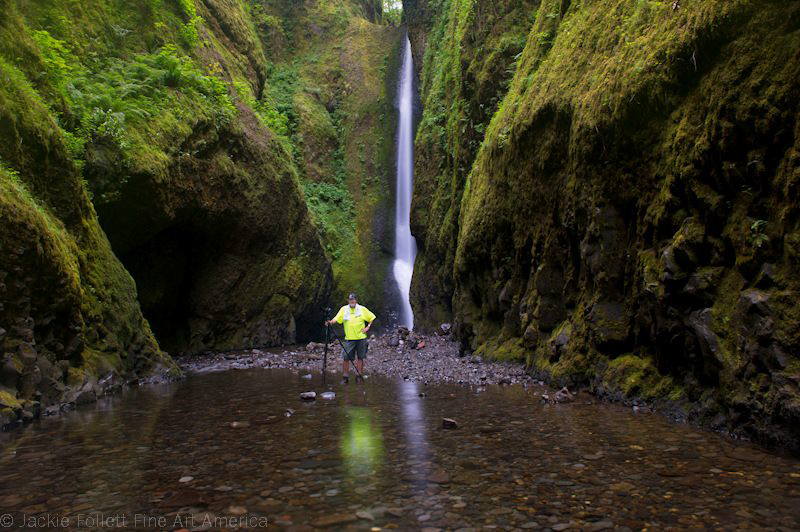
[178,333,532,387]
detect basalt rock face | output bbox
[0,0,339,420]
[406,0,800,452]
[406,0,538,329]
[92,105,331,353]
[0,4,175,423]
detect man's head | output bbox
[348,293,358,307]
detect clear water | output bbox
[1,369,799,530]
[393,35,418,330]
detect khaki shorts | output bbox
[343,339,368,361]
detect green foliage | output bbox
[31,29,77,90]
[749,219,769,249]
[304,180,356,260]
[59,45,234,160]
[177,0,203,47]
[264,63,301,127]
[382,0,402,26]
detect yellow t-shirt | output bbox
[333,304,376,340]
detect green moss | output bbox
[0,390,23,411]
[476,336,526,362]
[602,354,680,400]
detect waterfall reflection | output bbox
[399,380,430,485]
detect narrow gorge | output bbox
[1,0,800,529]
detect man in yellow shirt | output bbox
[325,293,376,383]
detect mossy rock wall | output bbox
[406,0,800,451]
[0,7,175,422]
[250,0,404,325]
[406,0,538,329]
[2,0,404,361]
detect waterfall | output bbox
[393,35,418,329]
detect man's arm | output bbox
[362,308,376,333]
[326,307,344,325]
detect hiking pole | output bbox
[322,307,332,386]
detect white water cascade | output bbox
[393,35,418,329]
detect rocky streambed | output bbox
[178,329,534,388]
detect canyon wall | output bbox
[406,0,800,451]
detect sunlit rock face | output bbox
[404,0,800,452]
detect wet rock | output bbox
[320,391,335,400]
[284,408,295,417]
[588,302,629,349]
[429,470,451,484]
[74,385,97,405]
[754,263,778,289]
[688,309,720,360]
[355,510,374,521]
[0,355,22,388]
[682,267,724,304]
[178,476,194,483]
[300,391,316,401]
[301,373,312,379]
[388,335,400,347]
[739,289,770,316]
[588,522,614,531]
[522,322,539,349]
[553,387,574,403]
[311,513,357,527]
[229,421,250,428]
[442,418,458,429]
[160,489,207,509]
[437,323,452,335]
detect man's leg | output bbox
[355,339,366,379]
[342,340,354,383]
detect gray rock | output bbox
[739,289,770,316]
[300,391,316,400]
[0,355,21,388]
[553,387,574,403]
[320,391,336,400]
[442,418,458,429]
[75,383,97,405]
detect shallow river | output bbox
[1,369,799,531]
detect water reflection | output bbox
[340,407,383,478]
[399,380,430,485]
[0,369,798,530]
